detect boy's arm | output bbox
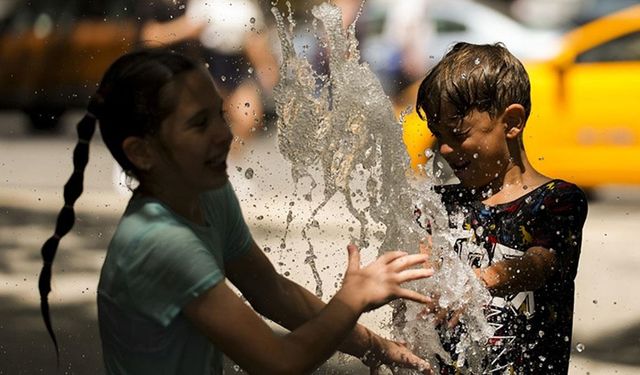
[474,246,557,297]
[474,183,588,297]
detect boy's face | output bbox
[430,105,512,189]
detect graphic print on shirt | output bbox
[455,238,536,372]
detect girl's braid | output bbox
[38,102,98,364]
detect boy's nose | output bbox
[439,141,454,155]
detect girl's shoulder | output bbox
[113,197,205,249]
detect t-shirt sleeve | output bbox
[223,183,253,260]
[536,182,588,280]
[202,182,253,261]
[124,226,224,327]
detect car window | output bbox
[576,31,640,63]
[434,18,467,33]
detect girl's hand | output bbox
[338,244,434,313]
[363,336,433,375]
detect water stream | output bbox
[271,3,494,372]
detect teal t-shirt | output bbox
[97,182,252,375]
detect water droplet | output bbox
[233,364,240,371]
[244,168,254,179]
[461,73,467,80]
[248,67,254,74]
[250,17,256,24]
[474,57,480,65]
[244,102,251,108]
[576,343,585,352]
[220,75,227,82]
[425,149,434,158]
[263,246,271,253]
[592,299,598,304]
[472,153,479,159]
[538,330,544,338]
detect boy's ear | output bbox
[122,136,155,172]
[503,104,526,139]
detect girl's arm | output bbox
[184,245,433,374]
[226,242,428,369]
[140,16,204,47]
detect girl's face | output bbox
[430,106,511,189]
[150,68,233,194]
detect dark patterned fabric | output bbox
[435,180,588,374]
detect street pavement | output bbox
[1,112,639,374]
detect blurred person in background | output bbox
[135,0,203,55]
[358,0,436,108]
[135,0,279,143]
[187,0,279,143]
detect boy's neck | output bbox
[480,152,550,206]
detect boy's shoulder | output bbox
[435,179,588,215]
[532,179,588,215]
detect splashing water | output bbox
[272,3,494,373]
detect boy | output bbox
[416,42,588,374]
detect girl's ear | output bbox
[122,136,155,172]
[503,104,526,139]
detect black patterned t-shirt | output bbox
[436,180,588,374]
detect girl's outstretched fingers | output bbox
[389,253,433,273]
[342,245,435,312]
[365,338,434,375]
[346,244,361,272]
[396,286,433,305]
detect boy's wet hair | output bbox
[38,48,203,363]
[416,42,531,129]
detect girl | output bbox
[39,49,434,374]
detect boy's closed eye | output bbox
[187,110,210,129]
[451,127,470,140]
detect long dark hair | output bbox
[38,48,200,363]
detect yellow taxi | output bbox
[400,4,640,187]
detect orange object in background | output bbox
[399,4,640,188]
[0,1,138,130]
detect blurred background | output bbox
[1,0,639,373]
